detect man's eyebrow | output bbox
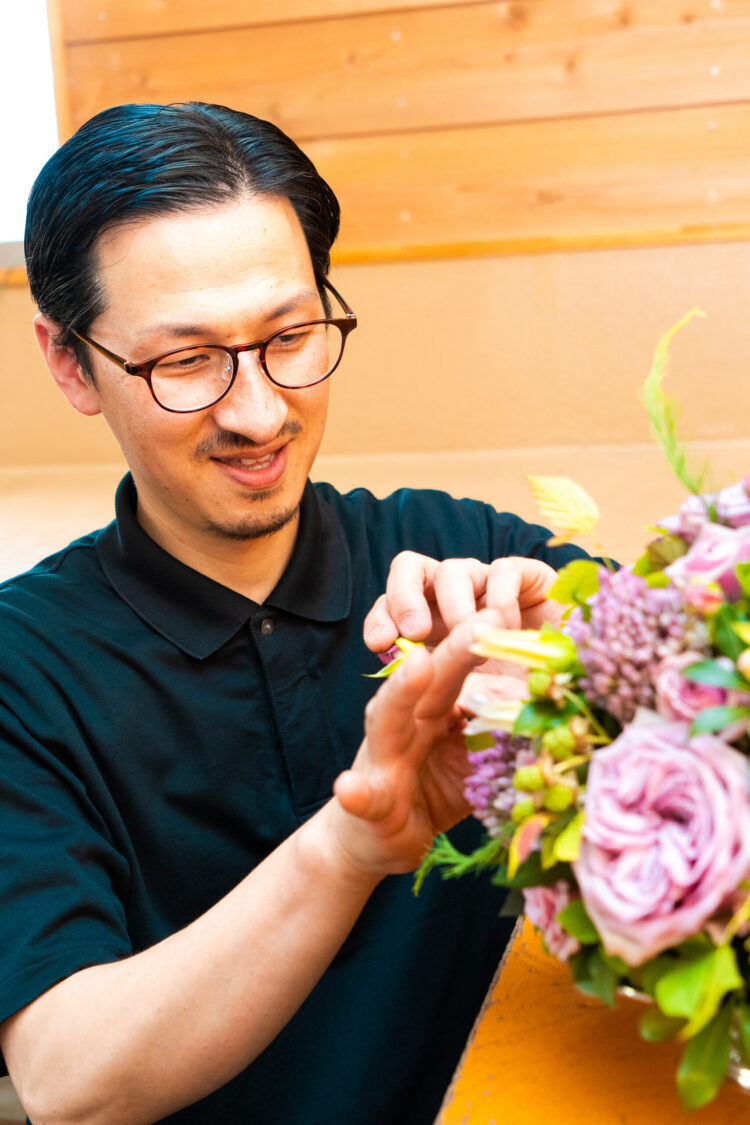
[138,289,322,344]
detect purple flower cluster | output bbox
[464,733,535,835]
[567,567,706,725]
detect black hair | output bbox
[24,102,341,377]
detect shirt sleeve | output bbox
[0,696,132,1044]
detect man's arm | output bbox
[0,613,492,1125]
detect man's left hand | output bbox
[363,552,562,655]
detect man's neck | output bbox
[136,503,300,605]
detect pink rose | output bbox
[660,480,750,543]
[653,651,728,723]
[573,721,750,966]
[717,479,750,529]
[660,493,714,542]
[665,522,750,600]
[523,881,581,962]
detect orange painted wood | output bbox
[59,0,480,42]
[64,1,750,141]
[312,102,750,261]
[437,920,750,1124]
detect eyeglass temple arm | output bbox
[71,329,131,372]
[323,278,356,319]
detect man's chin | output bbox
[203,502,299,542]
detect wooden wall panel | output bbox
[316,103,750,260]
[61,0,481,42]
[48,0,750,259]
[64,2,750,142]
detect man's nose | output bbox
[210,350,289,441]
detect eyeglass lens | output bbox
[150,322,345,410]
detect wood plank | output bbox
[437,922,750,1124]
[64,1,750,142]
[311,103,750,261]
[59,0,481,42]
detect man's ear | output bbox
[34,314,101,417]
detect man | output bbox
[0,103,587,1124]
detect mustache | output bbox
[195,421,302,458]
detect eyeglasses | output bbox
[71,279,357,414]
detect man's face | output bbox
[80,194,331,548]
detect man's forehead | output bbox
[88,195,318,337]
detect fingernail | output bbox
[397,611,420,635]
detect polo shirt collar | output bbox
[96,475,352,659]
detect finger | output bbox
[457,671,529,715]
[484,558,557,630]
[363,643,435,749]
[382,552,439,641]
[430,558,490,633]
[412,607,504,722]
[363,593,400,653]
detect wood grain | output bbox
[65,1,750,141]
[59,0,482,42]
[437,922,750,1124]
[311,102,750,260]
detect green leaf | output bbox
[588,948,619,1008]
[512,699,579,738]
[540,830,557,871]
[639,1007,687,1043]
[736,563,750,600]
[689,705,750,736]
[641,309,708,496]
[639,956,676,998]
[646,535,690,574]
[547,559,600,608]
[655,944,742,1039]
[553,809,585,863]
[464,731,496,752]
[489,849,569,890]
[737,1001,750,1066]
[631,552,652,577]
[682,659,750,692]
[676,1002,734,1110]
[712,604,747,661]
[645,571,671,588]
[569,947,597,996]
[556,898,599,945]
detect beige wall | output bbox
[5,237,750,465]
[3,237,750,569]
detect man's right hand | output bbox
[328,610,501,878]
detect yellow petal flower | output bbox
[471,626,577,672]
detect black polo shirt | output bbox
[0,475,588,1124]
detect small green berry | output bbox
[542,785,574,813]
[511,797,536,824]
[527,670,554,699]
[541,725,577,760]
[512,765,544,793]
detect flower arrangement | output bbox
[416,310,750,1110]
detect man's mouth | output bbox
[211,444,289,488]
[225,451,278,470]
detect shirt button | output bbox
[260,617,275,635]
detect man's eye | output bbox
[274,329,311,348]
[156,352,212,373]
